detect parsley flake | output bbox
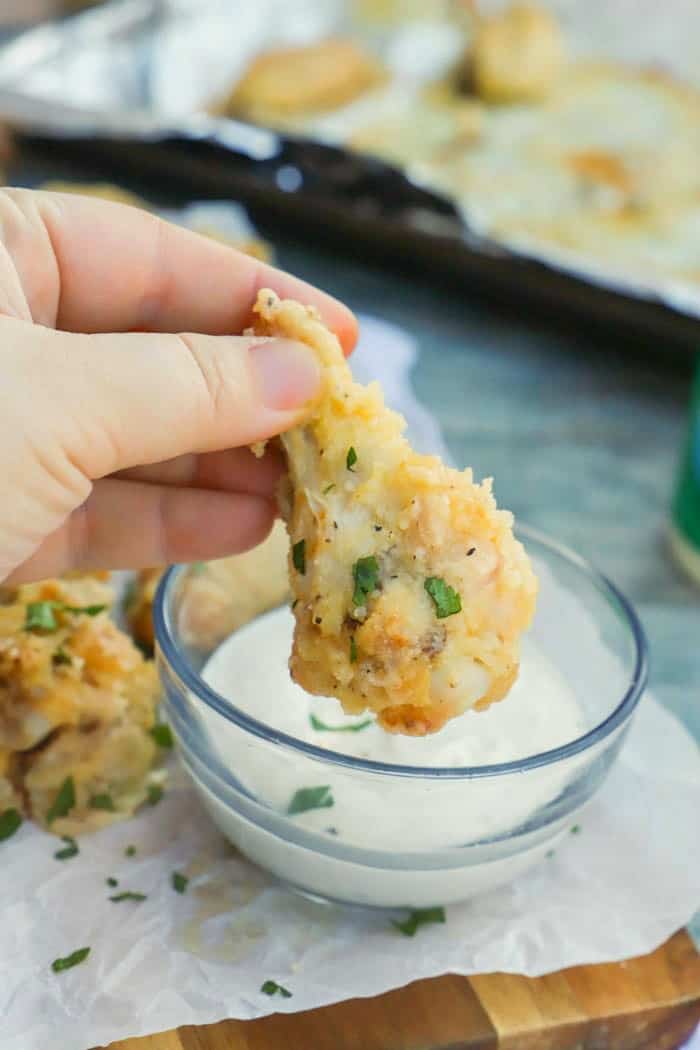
[287,785,334,815]
[292,539,306,575]
[25,601,106,634]
[147,784,163,806]
[424,577,461,619]
[125,845,136,857]
[0,808,22,841]
[106,877,118,888]
[392,907,446,937]
[25,601,59,633]
[52,646,72,667]
[322,483,336,495]
[54,836,79,861]
[261,980,292,998]
[109,891,147,903]
[172,871,188,894]
[570,824,581,835]
[349,635,358,663]
[63,604,106,618]
[149,723,174,749]
[346,447,357,471]
[51,947,90,973]
[89,793,115,812]
[310,714,371,733]
[46,776,76,826]
[352,555,380,609]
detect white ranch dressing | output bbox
[200,607,585,854]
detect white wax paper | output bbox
[2,282,699,1050]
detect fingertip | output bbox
[337,309,359,357]
[254,265,357,356]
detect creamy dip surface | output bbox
[200,606,586,853]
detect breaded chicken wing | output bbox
[0,576,161,833]
[250,291,537,735]
[222,39,384,124]
[471,2,565,104]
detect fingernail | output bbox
[249,339,320,411]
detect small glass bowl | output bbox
[154,526,647,909]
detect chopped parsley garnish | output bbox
[0,808,22,841]
[292,539,306,575]
[64,604,106,617]
[349,635,358,663]
[125,845,136,857]
[322,483,336,495]
[46,776,76,825]
[190,561,207,576]
[147,784,163,806]
[545,849,556,859]
[149,723,174,749]
[172,871,188,894]
[310,714,371,733]
[109,891,147,903]
[352,555,379,609]
[25,600,106,633]
[25,601,59,632]
[570,824,581,835]
[51,947,90,973]
[54,836,79,861]
[106,877,118,887]
[346,447,357,471]
[392,907,446,937]
[89,793,115,812]
[287,785,334,815]
[424,577,461,619]
[261,980,292,998]
[52,646,72,667]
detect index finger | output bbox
[3,188,357,353]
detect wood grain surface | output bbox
[103,930,700,1050]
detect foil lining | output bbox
[0,0,699,325]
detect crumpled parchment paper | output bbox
[2,229,699,1049]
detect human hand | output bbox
[0,189,356,585]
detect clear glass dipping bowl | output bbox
[154,526,648,908]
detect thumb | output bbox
[39,323,320,479]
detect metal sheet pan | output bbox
[0,0,698,351]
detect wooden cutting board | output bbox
[104,929,700,1050]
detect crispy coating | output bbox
[472,3,565,104]
[127,522,290,654]
[250,291,537,735]
[0,576,161,833]
[222,38,384,123]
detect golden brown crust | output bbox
[220,38,384,123]
[250,291,537,735]
[472,2,565,104]
[0,575,162,834]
